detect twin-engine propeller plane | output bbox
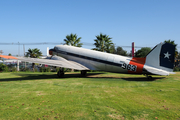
[0,42,175,79]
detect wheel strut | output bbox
[57,68,64,78]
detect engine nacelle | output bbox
[49,48,56,55]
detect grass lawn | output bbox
[0,72,180,120]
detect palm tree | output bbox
[64,33,83,72]
[64,33,83,47]
[26,48,42,58]
[93,33,113,53]
[26,48,42,71]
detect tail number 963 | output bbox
[122,63,137,72]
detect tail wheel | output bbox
[147,76,152,80]
[143,74,153,80]
[145,74,153,80]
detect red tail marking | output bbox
[128,57,146,74]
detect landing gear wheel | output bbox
[81,70,87,76]
[57,68,64,78]
[148,76,153,80]
[144,74,153,80]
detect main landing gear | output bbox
[57,68,64,78]
[57,68,87,78]
[81,70,87,76]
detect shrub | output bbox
[11,67,17,72]
[20,67,31,72]
[24,68,31,72]
[40,67,45,72]
[45,67,50,72]
[0,63,8,72]
[174,67,180,72]
[34,68,38,72]
[7,64,16,72]
[56,67,59,72]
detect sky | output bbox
[0,0,180,56]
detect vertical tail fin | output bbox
[145,42,175,72]
[159,43,175,70]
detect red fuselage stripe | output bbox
[128,57,146,74]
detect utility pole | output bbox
[0,50,3,61]
[23,44,26,68]
[17,42,20,71]
[132,42,135,57]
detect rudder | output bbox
[159,43,175,69]
[145,42,175,72]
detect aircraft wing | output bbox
[0,55,89,70]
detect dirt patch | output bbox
[72,83,83,85]
[108,114,124,120]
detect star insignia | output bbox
[164,52,171,59]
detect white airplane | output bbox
[0,42,175,79]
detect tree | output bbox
[164,39,178,58]
[110,45,127,56]
[26,48,42,58]
[93,33,113,53]
[109,44,116,54]
[178,52,180,59]
[116,46,128,56]
[25,48,42,71]
[135,47,151,57]
[64,33,83,47]
[8,53,12,56]
[127,51,132,57]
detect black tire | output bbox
[57,71,64,78]
[148,76,153,80]
[81,70,87,76]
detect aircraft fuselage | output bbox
[53,45,140,74]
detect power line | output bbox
[0,42,63,45]
[0,42,180,49]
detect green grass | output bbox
[0,72,180,120]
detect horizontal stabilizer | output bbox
[144,65,174,76]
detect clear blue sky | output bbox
[0,0,180,56]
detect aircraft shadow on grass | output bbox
[121,77,165,81]
[86,76,165,81]
[0,72,166,82]
[0,73,104,81]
